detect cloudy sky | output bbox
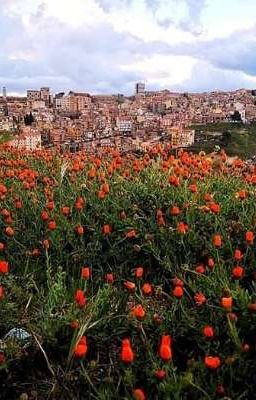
[1,0,256,95]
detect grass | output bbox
[0,144,256,399]
[189,122,256,158]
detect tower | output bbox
[2,87,6,99]
[135,82,145,96]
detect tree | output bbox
[231,110,242,122]
[24,112,34,126]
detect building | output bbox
[168,127,195,148]
[2,87,6,99]
[40,87,50,105]
[27,90,41,101]
[135,82,145,96]
[8,128,41,150]
[116,117,133,133]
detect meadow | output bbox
[0,144,256,399]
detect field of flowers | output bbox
[0,144,256,399]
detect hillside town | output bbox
[0,83,256,152]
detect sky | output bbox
[1,0,256,95]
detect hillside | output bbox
[0,145,256,399]
[189,122,256,159]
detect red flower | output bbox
[47,220,56,231]
[124,281,136,291]
[155,370,166,380]
[168,175,180,187]
[194,292,206,305]
[131,304,146,319]
[80,265,90,279]
[121,338,134,363]
[133,388,146,400]
[246,231,254,245]
[105,273,114,283]
[221,296,233,309]
[204,356,221,369]
[209,202,221,214]
[202,326,214,338]
[0,352,6,364]
[135,266,144,278]
[177,222,189,234]
[234,249,243,261]
[74,336,87,358]
[159,335,172,361]
[0,286,4,299]
[142,283,153,295]
[195,265,205,274]
[173,285,184,298]
[102,224,112,235]
[207,257,215,269]
[125,229,137,238]
[232,266,244,279]
[0,260,9,274]
[75,225,84,235]
[75,289,87,307]
[170,206,180,216]
[213,234,222,248]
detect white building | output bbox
[8,128,41,150]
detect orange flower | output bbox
[41,211,49,221]
[121,338,134,363]
[133,388,146,400]
[81,267,90,280]
[189,183,197,193]
[245,231,254,245]
[210,202,221,214]
[213,234,222,248]
[132,304,146,319]
[97,190,105,200]
[61,206,70,216]
[102,224,112,235]
[142,283,153,295]
[42,239,50,249]
[0,286,4,299]
[177,222,189,234]
[75,289,87,307]
[232,266,244,279]
[75,225,84,235]
[203,326,214,338]
[125,229,137,239]
[135,266,144,278]
[5,226,14,236]
[173,285,184,298]
[170,206,180,216]
[102,183,110,194]
[74,336,88,358]
[220,296,233,309]
[0,260,9,274]
[236,190,247,200]
[207,257,215,269]
[168,175,180,187]
[159,335,172,361]
[70,320,80,329]
[194,292,206,305]
[124,281,136,291]
[46,201,54,210]
[204,356,221,369]
[195,265,205,274]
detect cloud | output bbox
[1,0,256,95]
